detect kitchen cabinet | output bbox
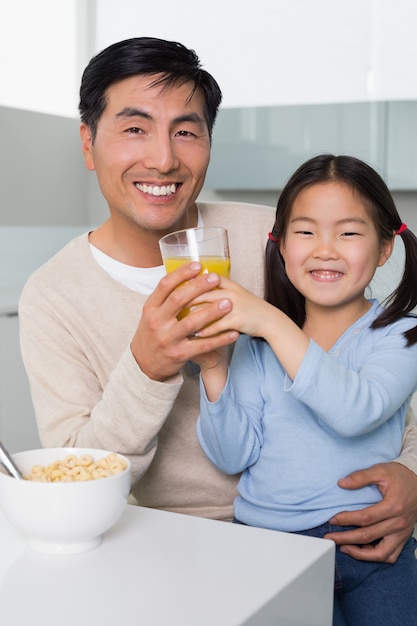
[205,100,417,190]
[386,101,417,189]
[0,313,40,453]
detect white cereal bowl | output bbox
[0,448,131,555]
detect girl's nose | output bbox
[313,237,339,259]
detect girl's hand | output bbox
[192,275,310,382]
[192,276,274,339]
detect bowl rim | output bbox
[0,447,131,485]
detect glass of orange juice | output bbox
[159,227,230,318]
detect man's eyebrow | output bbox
[173,112,206,126]
[115,107,151,120]
[115,107,205,126]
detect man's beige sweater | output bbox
[19,202,417,521]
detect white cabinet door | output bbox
[0,313,41,452]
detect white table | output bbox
[0,504,334,625]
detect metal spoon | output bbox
[0,440,24,480]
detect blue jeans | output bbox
[234,519,417,625]
[295,523,417,626]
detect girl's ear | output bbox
[377,236,395,268]
[279,239,286,260]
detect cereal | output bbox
[24,452,128,482]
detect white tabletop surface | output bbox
[0,503,334,625]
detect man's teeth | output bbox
[136,183,177,196]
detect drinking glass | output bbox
[159,227,230,318]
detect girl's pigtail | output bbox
[372,227,417,345]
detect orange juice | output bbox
[164,255,230,277]
[164,255,230,319]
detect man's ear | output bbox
[80,124,95,171]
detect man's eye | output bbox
[126,127,143,134]
[176,130,194,137]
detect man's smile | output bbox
[134,182,179,196]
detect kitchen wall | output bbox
[0,106,107,226]
[93,0,417,106]
[3,1,417,116]
[0,0,90,117]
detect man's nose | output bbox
[143,135,179,173]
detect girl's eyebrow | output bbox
[290,216,315,224]
[290,216,368,226]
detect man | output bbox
[19,37,417,563]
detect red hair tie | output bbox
[268,232,279,243]
[396,223,407,235]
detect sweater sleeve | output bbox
[19,277,182,484]
[198,325,417,474]
[287,331,417,438]
[396,406,417,475]
[197,336,264,474]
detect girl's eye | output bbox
[342,231,359,237]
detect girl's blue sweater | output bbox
[197,301,417,531]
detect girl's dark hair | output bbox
[79,37,222,142]
[265,154,417,345]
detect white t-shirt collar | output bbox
[89,209,204,294]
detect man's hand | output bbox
[325,462,417,563]
[131,263,238,381]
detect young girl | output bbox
[194,154,417,625]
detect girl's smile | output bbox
[309,269,344,281]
